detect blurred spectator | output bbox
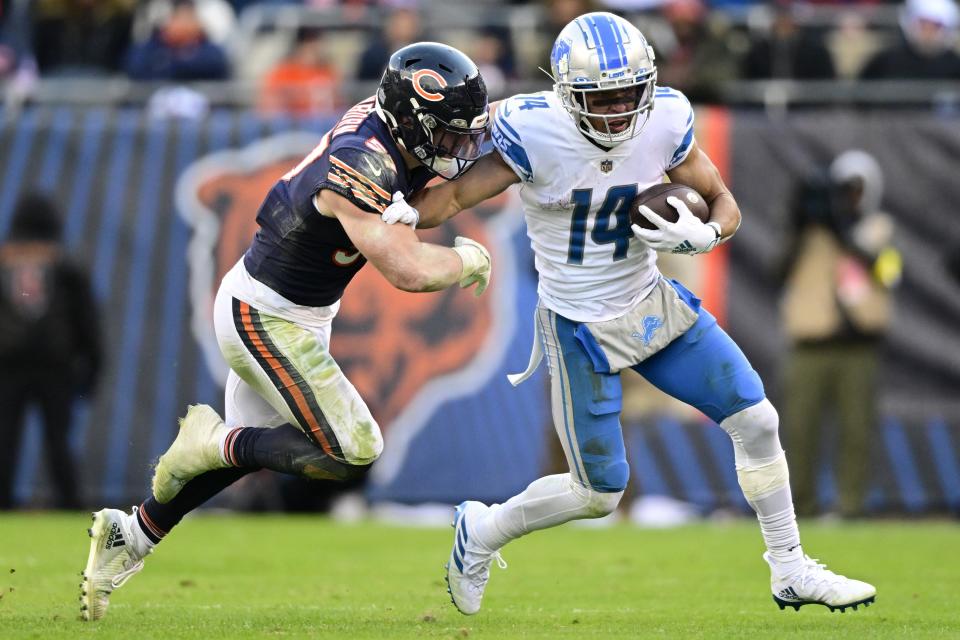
[653,0,741,103]
[471,26,516,100]
[0,192,102,510]
[860,0,960,79]
[531,0,600,76]
[31,0,135,77]
[134,0,237,47]
[742,3,836,80]
[778,150,901,518]
[125,0,230,81]
[827,11,883,79]
[355,8,423,80]
[0,0,29,78]
[260,27,341,116]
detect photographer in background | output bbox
[0,191,102,509]
[779,150,901,519]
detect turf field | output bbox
[0,513,956,639]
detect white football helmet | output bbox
[548,12,657,146]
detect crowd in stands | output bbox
[0,0,956,112]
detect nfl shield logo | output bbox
[600,160,613,173]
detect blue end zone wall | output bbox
[3,106,959,514]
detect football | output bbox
[629,183,710,230]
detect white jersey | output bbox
[491,88,695,322]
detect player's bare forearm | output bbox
[385,240,465,292]
[667,142,742,241]
[412,152,520,229]
[318,190,463,292]
[409,180,466,229]
[704,191,741,240]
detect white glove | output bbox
[381,191,419,228]
[452,236,491,297]
[631,196,721,255]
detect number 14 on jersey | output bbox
[567,184,638,264]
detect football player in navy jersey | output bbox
[80,42,492,621]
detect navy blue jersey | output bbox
[243,96,434,307]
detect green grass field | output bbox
[0,513,957,639]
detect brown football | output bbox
[629,182,710,230]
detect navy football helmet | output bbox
[376,42,489,180]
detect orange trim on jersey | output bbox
[328,169,389,212]
[335,172,380,201]
[327,174,348,188]
[237,302,335,456]
[329,156,392,200]
[699,107,731,328]
[348,191,384,213]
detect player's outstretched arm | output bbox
[410,152,520,229]
[316,189,491,296]
[667,140,741,242]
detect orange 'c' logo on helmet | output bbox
[412,69,447,102]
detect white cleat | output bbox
[445,501,507,615]
[152,404,230,503]
[80,508,149,621]
[766,552,876,612]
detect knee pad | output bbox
[720,398,781,467]
[571,480,624,518]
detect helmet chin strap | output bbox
[375,99,407,150]
[579,113,638,147]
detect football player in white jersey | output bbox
[382,12,877,616]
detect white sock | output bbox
[127,509,157,558]
[721,402,803,573]
[472,474,621,550]
[217,427,243,467]
[751,488,803,572]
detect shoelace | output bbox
[796,557,841,593]
[110,560,145,589]
[464,550,508,581]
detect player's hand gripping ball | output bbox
[629,183,720,255]
[628,183,709,229]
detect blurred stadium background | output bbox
[1,0,959,524]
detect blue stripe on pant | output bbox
[544,309,630,493]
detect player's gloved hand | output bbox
[381,191,419,228]
[452,236,491,296]
[631,196,721,255]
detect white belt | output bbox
[507,307,544,386]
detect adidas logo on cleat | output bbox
[103,522,125,550]
[777,587,802,601]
